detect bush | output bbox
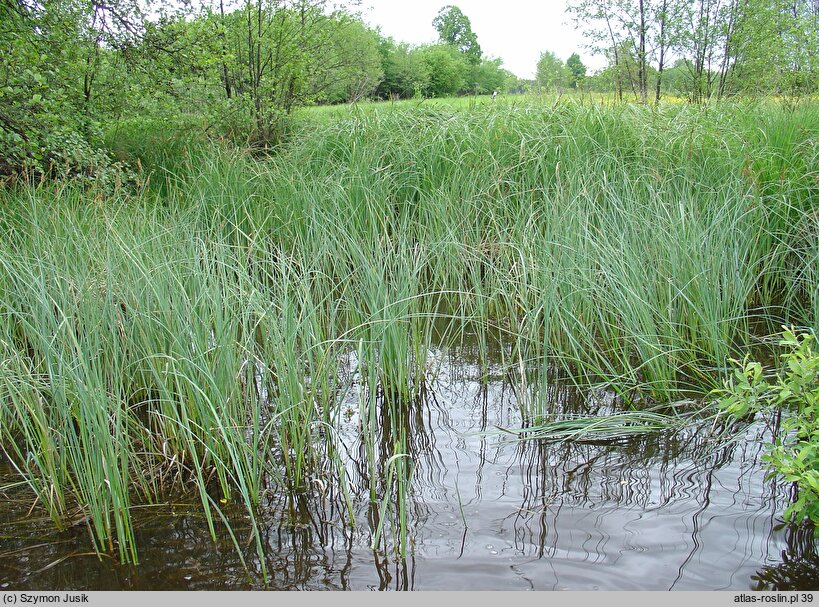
[714,327,819,533]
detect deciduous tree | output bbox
[432,5,482,65]
[418,43,468,97]
[536,50,568,92]
[566,52,587,88]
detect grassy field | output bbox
[299,90,693,115]
[1,98,817,567]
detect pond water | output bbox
[1,344,817,591]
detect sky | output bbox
[357,0,608,79]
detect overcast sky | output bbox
[357,1,607,79]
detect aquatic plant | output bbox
[492,410,688,443]
[0,99,816,573]
[714,327,819,534]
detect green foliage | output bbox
[375,37,430,99]
[568,0,817,103]
[115,1,386,145]
[375,39,507,99]
[566,52,587,89]
[720,0,818,98]
[715,328,819,533]
[660,58,694,97]
[1,100,818,568]
[536,51,568,91]
[603,41,644,100]
[417,44,469,97]
[0,0,131,180]
[315,18,383,104]
[467,57,507,95]
[432,4,482,65]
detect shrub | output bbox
[715,327,819,533]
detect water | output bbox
[1,346,817,591]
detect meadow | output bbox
[0,97,817,579]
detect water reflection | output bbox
[753,523,819,590]
[1,343,816,590]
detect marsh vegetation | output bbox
[1,97,817,588]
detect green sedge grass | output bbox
[0,99,815,576]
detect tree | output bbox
[418,44,469,97]
[0,0,146,178]
[567,0,653,102]
[310,17,383,104]
[610,41,643,100]
[468,57,506,94]
[659,0,817,102]
[376,38,431,99]
[567,0,687,103]
[203,0,386,143]
[661,57,693,97]
[432,5,482,65]
[652,0,671,103]
[720,0,819,99]
[504,72,530,95]
[536,51,568,92]
[673,0,725,102]
[566,52,587,88]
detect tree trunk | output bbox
[655,0,668,104]
[638,0,647,103]
[692,0,710,103]
[605,13,623,101]
[219,0,232,99]
[717,0,744,99]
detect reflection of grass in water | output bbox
[753,552,819,591]
[0,100,816,580]
[492,410,687,443]
[753,523,819,591]
[485,398,752,450]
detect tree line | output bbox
[555,0,818,103]
[1,0,816,180]
[1,1,523,178]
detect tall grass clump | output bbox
[0,99,816,570]
[265,101,816,397]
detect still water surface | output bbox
[1,346,816,590]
